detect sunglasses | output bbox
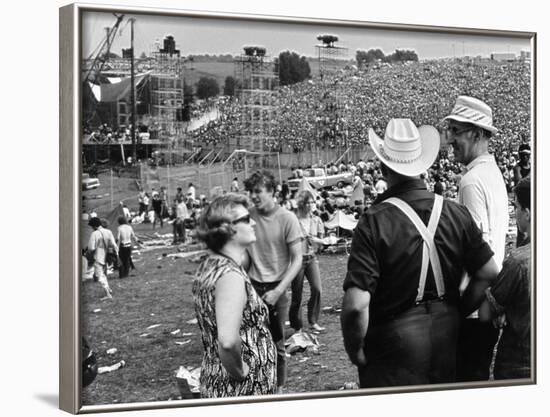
[444,124,473,136]
[231,214,251,225]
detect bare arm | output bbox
[461,257,499,317]
[215,271,249,381]
[263,241,303,306]
[341,287,371,367]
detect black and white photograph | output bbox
[58,1,536,414]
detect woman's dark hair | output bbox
[244,170,278,194]
[196,193,250,252]
[514,176,530,210]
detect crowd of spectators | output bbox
[85,58,531,195]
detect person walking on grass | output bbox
[87,217,118,299]
[243,170,303,394]
[289,190,326,334]
[151,191,163,229]
[116,215,140,278]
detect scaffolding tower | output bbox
[314,35,351,163]
[315,34,349,79]
[233,46,279,153]
[150,47,185,140]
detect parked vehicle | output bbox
[288,168,353,190]
[82,173,100,190]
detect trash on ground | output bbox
[93,309,102,313]
[106,348,118,355]
[139,333,149,337]
[285,330,319,354]
[181,332,195,337]
[339,382,359,390]
[147,324,162,329]
[175,340,191,346]
[175,366,201,399]
[171,329,181,335]
[98,360,126,374]
[186,318,198,325]
[322,306,342,314]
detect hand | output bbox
[262,289,281,307]
[493,313,507,329]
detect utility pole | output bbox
[130,18,137,165]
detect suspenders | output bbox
[384,195,445,303]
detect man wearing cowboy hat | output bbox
[443,96,510,382]
[341,118,499,388]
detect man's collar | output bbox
[465,153,495,172]
[373,178,427,204]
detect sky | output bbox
[82,11,531,61]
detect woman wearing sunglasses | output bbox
[192,193,276,397]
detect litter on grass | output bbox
[98,360,125,374]
[175,340,191,346]
[106,348,118,355]
[285,330,319,354]
[339,382,359,390]
[186,318,198,325]
[170,329,181,335]
[147,324,162,329]
[175,366,201,398]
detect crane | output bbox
[84,13,125,84]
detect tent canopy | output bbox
[297,177,320,200]
[324,210,358,231]
[88,72,150,103]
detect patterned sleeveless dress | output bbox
[192,254,277,397]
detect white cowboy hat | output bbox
[443,95,498,134]
[368,118,440,177]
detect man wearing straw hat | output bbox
[341,118,499,388]
[443,96,509,382]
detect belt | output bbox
[303,254,316,261]
[415,295,446,305]
[250,280,280,292]
[120,243,132,247]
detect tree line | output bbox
[355,48,419,66]
[184,47,419,113]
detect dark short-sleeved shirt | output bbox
[486,240,531,379]
[343,179,494,325]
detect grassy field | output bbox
[185,62,235,90]
[81,229,355,405]
[183,58,350,91]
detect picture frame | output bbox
[60,2,536,414]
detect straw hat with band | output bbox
[368,118,440,177]
[443,95,498,134]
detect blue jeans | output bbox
[289,256,322,330]
[359,300,459,388]
[251,280,288,388]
